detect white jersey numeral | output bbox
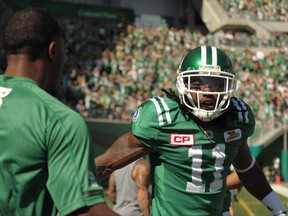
[0,86,12,109]
[186,144,226,193]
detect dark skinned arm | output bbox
[95,132,151,180]
[132,159,151,216]
[67,204,119,216]
[226,170,242,190]
[233,139,272,200]
[107,172,116,204]
[233,140,287,215]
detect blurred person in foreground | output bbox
[0,7,118,216]
[108,157,150,216]
[96,46,287,216]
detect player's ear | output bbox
[48,41,56,62]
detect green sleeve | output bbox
[46,111,105,215]
[131,99,161,150]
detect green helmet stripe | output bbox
[206,46,212,65]
[206,47,212,65]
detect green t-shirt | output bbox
[0,76,105,216]
[131,96,255,216]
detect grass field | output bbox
[234,188,288,216]
[105,188,288,216]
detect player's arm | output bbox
[107,172,116,204]
[133,159,151,216]
[68,204,119,216]
[233,139,287,216]
[226,170,242,190]
[95,132,151,180]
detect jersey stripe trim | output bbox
[150,97,171,126]
[231,98,249,123]
[231,99,243,122]
[234,157,255,173]
[158,97,172,124]
[151,98,164,125]
[238,99,249,123]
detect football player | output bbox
[96,46,287,216]
[0,8,118,216]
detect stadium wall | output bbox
[4,0,135,23]
[86,119,130,157]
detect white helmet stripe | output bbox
[211,46,217,65]
[201,46,217,66]
[201,46,206,65]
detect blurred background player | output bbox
[108,157,151,216]
[224,167,243,216]
[0,7,118,216]
[96,46,287,216]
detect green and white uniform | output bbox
[131,96,255,216]
[0,76,105,216]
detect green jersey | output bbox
[0,76,105,216]
[131,96,255,216]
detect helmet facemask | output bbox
[177,65,237,122]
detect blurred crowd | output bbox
[59,20,288,127]
[219,0,288,22]
[0,3,287,127]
